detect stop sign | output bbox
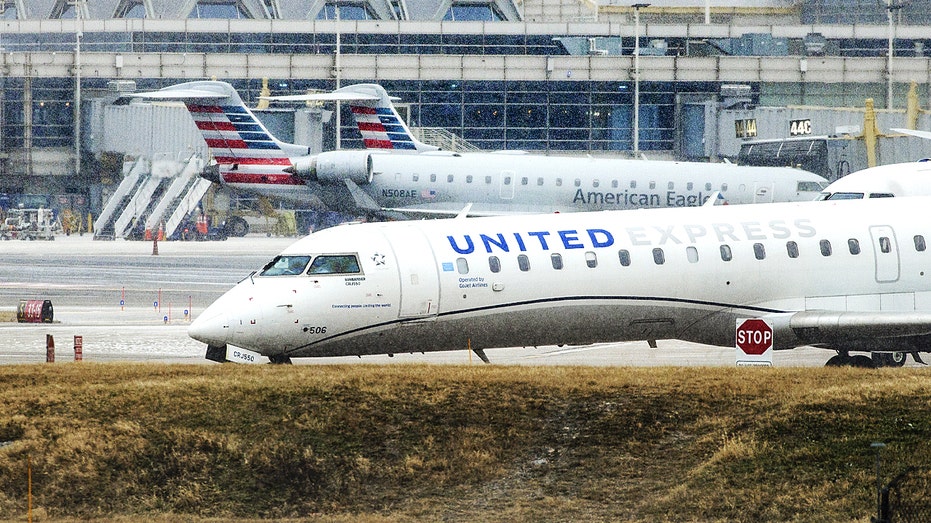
[736,318,773,355]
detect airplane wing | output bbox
[768,310,931,351]
[890,128,931,140]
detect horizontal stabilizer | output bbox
[262,92,383,102]
[132,89,228,100]
[890,128,931,140]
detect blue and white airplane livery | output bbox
[189,196,931,367]
[135,81,828,216]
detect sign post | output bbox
[736,318,774,366]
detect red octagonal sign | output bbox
[736,318,773,355]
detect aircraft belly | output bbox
[286,298,736,357]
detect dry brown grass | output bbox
[0,364,928,522]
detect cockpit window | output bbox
[260,255,311,276]
[798,181,827,192]
[869,193,895,198]
[823,192,864,200]
[307,255,361,275]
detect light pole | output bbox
[884,1,907,109]
[631,3,649,156]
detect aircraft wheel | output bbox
[849,355,876,368]
[268,354,293,365]
[872,352,908,368]
[226,216,249,237]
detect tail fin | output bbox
[263,84,439,152]
[133,81,308,187]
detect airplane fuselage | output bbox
[190,197,931,361]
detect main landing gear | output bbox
[824,351,911,368]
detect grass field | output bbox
[0,363,928,522]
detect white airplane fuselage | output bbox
[820,160,931,200]
[231,150,827,213]
[190,197,931,362]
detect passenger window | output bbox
[686,246,699,263]
[430,174,437,182]
[786,241,799,259]
[551,253,563,270]
[630,180,637,189]
[413,174,419,182]
[721,183,728,192]
[612,180,619,188]
[585,251,598,268]
[556,178,562,187]
[489,256,501,273]
[915,235,927,252]
[848,239,861,255]
[456,257,469,274]
[466,175,473,183]
[705,182,712,191]
[618,249,631,267]
[668,182,674,190]
[485,176,492,184]
[518,254,530,271]
[593,179,600,188]
[574,179,581,187]
[537,177,544,186]
[652,248,665,265]
[820,240,832,257]
[649,181,656,190]
[521,177,528,185]
[307,255,360,275]
[447,174,454,183]
[879,237,892,253]
[687,182,694,191]
[260,255,311,276]
[720,244,732,262]
[753,243,766,260]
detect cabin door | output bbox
[382,225,440,319]
[753,182,775,203]
[870,225,900,283]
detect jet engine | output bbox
[288,151,373,186]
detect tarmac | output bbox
[0,233,895,367]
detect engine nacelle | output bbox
[288,151,373,186]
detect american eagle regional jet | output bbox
[189,196,931,367]
[133,81,828,216]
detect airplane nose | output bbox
[188,308,229,347]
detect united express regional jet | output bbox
[134,81,828,216]
[189,196,931,367]
[820,160,931,200]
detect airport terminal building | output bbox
[3,0,931,213]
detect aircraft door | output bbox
[382,225,440,319]
[753,182,775,203]
[869,226,900,283]
[499,170,515,200]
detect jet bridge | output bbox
[94,155,209,240]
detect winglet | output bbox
[703,191,729,207]
[455,203,474,219]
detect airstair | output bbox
[94,155,211,240]
[143,155,210,238]
[93,157,150,240]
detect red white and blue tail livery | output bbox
[263,84,440,152]
[133,81,314,202]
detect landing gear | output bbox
[872,352,908,368]
[826,350,912,368]
[268,354,293,365]
[825,352,876,368]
